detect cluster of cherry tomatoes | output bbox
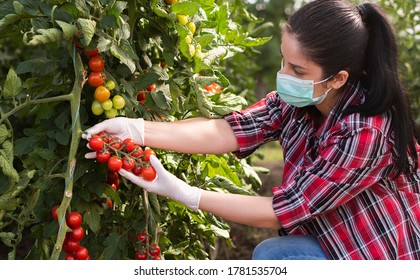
[85,49,126,118]
[52,207,90,260]
[88,132,157,181]
[135,231,161,260]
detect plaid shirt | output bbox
[224,82,420,259]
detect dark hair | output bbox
[284,0,418,176]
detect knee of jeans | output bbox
[252,239,274,260]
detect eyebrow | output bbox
[279,48,308,71]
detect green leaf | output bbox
[150,90,168,110]
[209,224,230,238]
[0,196,18,211]
[203,46,228,65]
[14,136,35,156]
[55,20,77,40]
[0,14,22,33]
[135,72,160,90]
[97,36,112,52]
[0,232,15,247]
[104,232,124,259]
[2,141,14,165]
[77,18,96,46]
[0,153,19,183]
[171,1,201,16]
[215,3,229,34]
[3,68,22,98]
[194,34,215,48]
[0,124,9,144]
[81,202,103,233]
[238,36,272,47]
[24,28,63,46]
[75,0,90,15]
[110,42,136,73]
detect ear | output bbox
[330,70,349,89]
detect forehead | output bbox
[280,32,320,70]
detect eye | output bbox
[293,68,304,76]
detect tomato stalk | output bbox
[0,94,72,124]
[50,47,85,260]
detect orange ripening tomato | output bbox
[94,86,110,102]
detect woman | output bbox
[83,0,420,259]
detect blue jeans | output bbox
[252,235,329,260]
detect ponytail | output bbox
[351,3,418,175]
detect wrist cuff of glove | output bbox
[177,186,202,212]
[127,118,144,146]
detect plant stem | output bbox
[50,47,85,260]
[0,95,72,124]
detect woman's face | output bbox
[279,32,332,99]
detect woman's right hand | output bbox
[82,117,144,158]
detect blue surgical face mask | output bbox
[276,71,333,108]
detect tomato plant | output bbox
[0,0,272,260]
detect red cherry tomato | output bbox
[143,148,156,161]
[108,156,123,172]
[71,226,85,241]
[96,150,111,163]
[109,138,123,150]
[131,145,143,158]
[132,165,143,176]
[97,131,109,143]
[65,253,76,260]
[89,135,104,151]
[107,171,120,186]
[66,212,83,229]
[135,251,148,260]
[65,239,80,252]
[141,166,157,181]
[75,246,89,260]
[88,72,104,87]
[146,84,156,92]
[52,205,60,221]
[148,243,161,257]
[136,231,149,244]
[88,56,105,72]
[137,91,146,101]
[123,138,135,153]
[122,156,135,171]
[104,199,112,208]
[84,48,98,57]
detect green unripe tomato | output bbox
[176,14,188,25]
[101,99,113,111]
[112,95,126,110]
[91,100,104,115]
[194,49,204,60]
[186,22,196,34]
[105,80,116,91]
[184,35,193,44]
[105,108,118,119]
[188,44,196,58]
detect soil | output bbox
[214,161,284,260]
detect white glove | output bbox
[82,117,144,158]
[119,155,202,211]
